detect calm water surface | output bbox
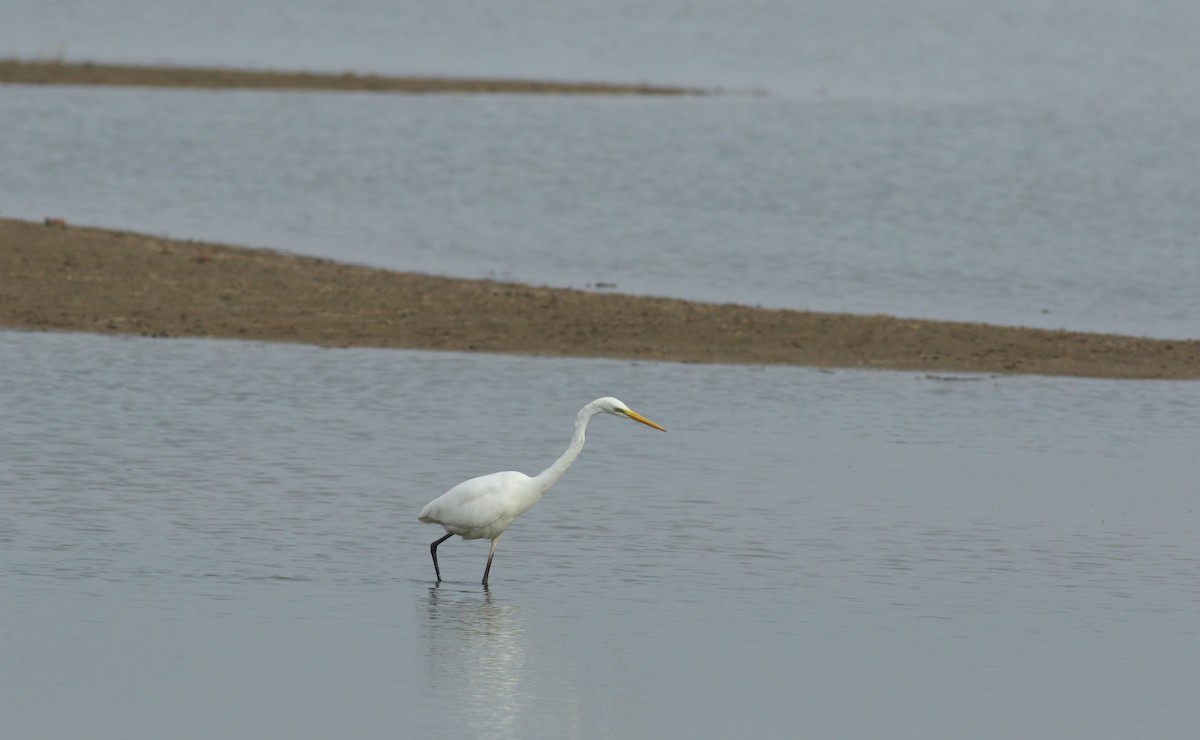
[3,0,1200,337]
[2,331,1198,738]
[3,3,1200,734]
[4,0,1199,102]
[3,87,1198,338]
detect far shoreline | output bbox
[2,218,1197,379]
[0,58,707,95]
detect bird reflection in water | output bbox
[421,586,531,736]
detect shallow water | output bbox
[5,0,1199,103]
[4,1,1200,338]
[3,86,1199,338]
[2,331,1198,738]
[4,2,1200,733]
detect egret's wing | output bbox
[418,470,531,533]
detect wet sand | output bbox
[0,59,704,95]
[3,218,1197,378]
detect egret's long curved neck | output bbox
[532,403,600,492]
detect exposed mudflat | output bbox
[3,218,1197,378]
[0,59,704,95]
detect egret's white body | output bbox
[418,396,666,586]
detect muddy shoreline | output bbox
[3,218,1196,378]
[0,59,704,95]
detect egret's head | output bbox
[596,397,667,432]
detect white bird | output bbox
[418,397,666,586]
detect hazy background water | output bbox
[3,0,1200,337]
[5,0,1200,103]
[3,1,1200,737]
[2,331,1199,739]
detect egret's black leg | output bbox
[482,537,500,587]
[430,533,454,582]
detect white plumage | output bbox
[418,396,666,586]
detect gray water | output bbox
[4,87,1198,338]
[4,2,1200,737]
[2,331,1199,738]
[3,0,1200,337]
[5,0,1199,103]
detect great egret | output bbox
[418,397,666,586]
